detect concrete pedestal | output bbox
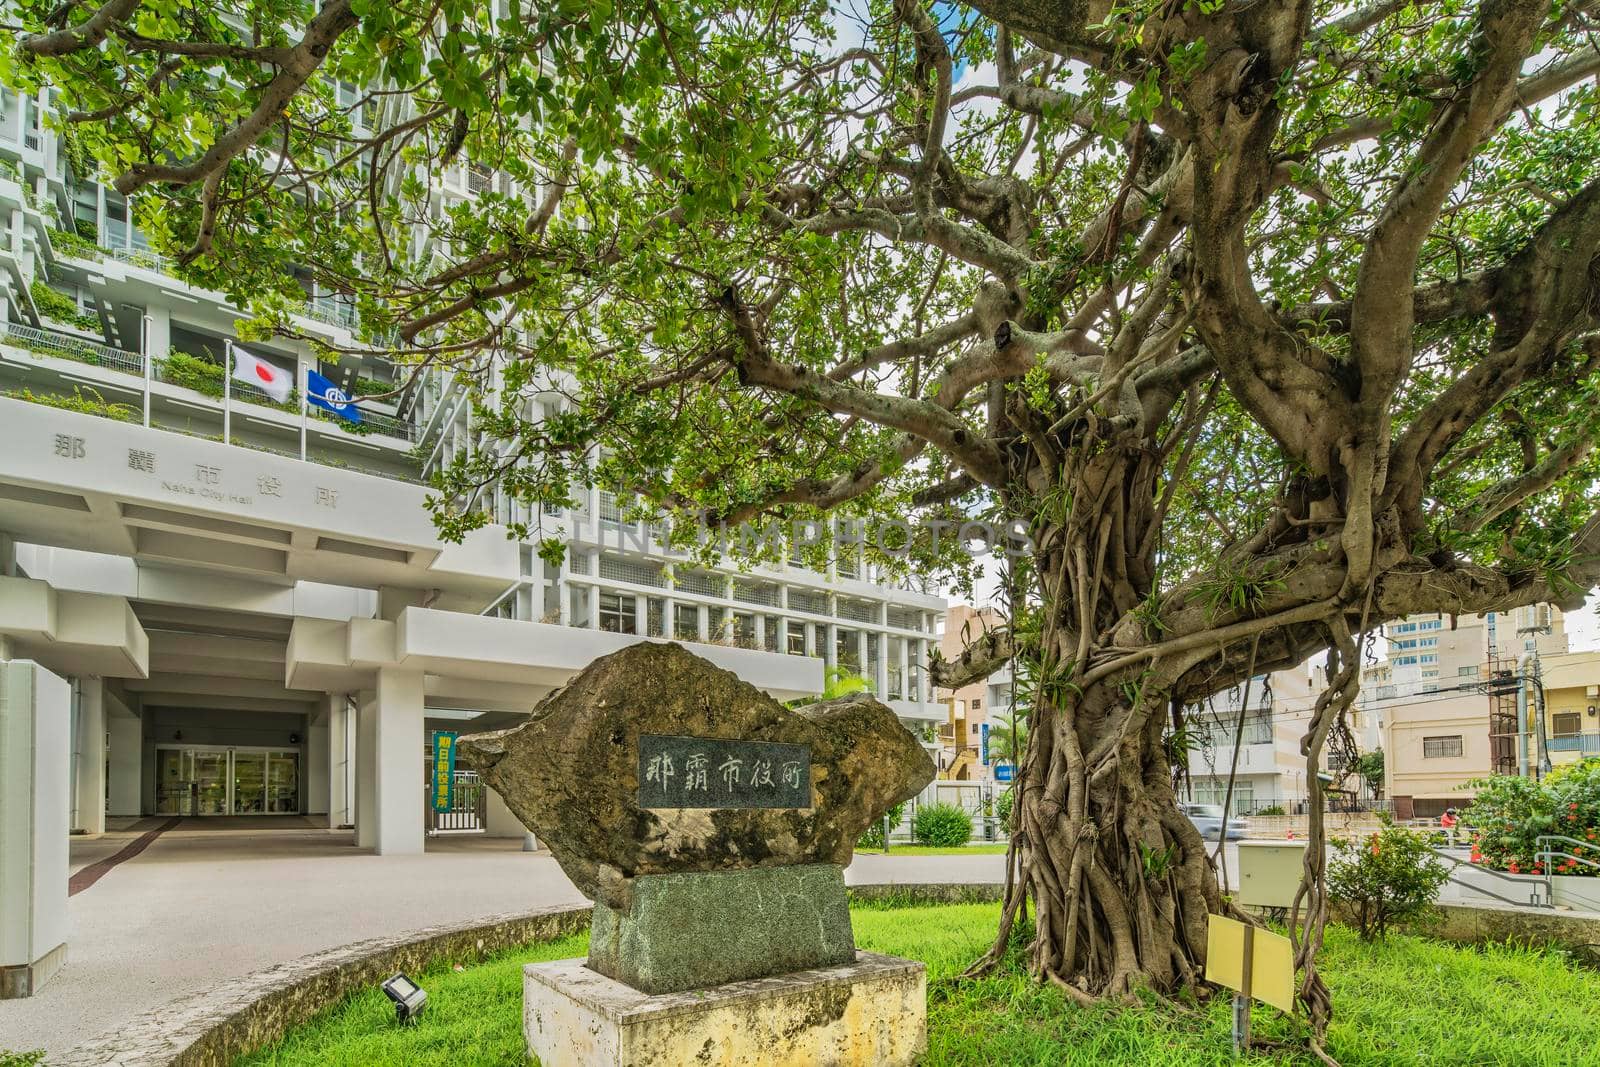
[524,951,925,1067]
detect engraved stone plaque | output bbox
[638,734,811,809]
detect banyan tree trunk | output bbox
[993,675,1229,999]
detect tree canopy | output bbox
[11,0,1600,1040]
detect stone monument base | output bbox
[588,863,855,993]
[524,950,926,1067]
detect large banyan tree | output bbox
[13,0,1600,1038]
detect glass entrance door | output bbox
[153,747,302,815]
[192,751,230,814]
[266,752,300,813]
[232,752,267,814]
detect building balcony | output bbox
[0,329,423,482]
[1548,733,1600,755]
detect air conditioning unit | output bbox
[1585,684,1599,699]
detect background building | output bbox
[1368,607,1576,817]
[0,83,944,995]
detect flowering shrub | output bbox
[1328,823,1449,941]
[1466,758,1600,877]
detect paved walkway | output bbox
[0,829,1011,1058]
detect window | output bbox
[1458,665,1479,678]
[598,592,636,634]
[1418,619,1443,631]
[786,624,806,656]
[674,603,700,640]
[1418,654,1438,664]
[971,698,982,711]
[1422,735,1464,759]
[1554,712,1582,738]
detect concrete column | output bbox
[0,660,71,997]
[899,639,910,700]
[484,789,534,840]
[825,624,838,668]
[697,605,709,642]
[306,706,330,817]
[144,305,171,360]
[857,631,869,680]
[754,614,766,652]
[355,690,377,849]
[633,595,648,636]
[662,597,676,639]
[107,708,140,817]
[373,668,424,855]
[327,695,350,829]
[71,677,105,835]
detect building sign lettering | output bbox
[54,434,85,459]
[315,486,339,508]
[256,475,282,497]
[637,734,810,809]
[127,448,155,473]
[194,464,221,485]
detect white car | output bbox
[1182,803,1249,841]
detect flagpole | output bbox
[299,363,309,461]
[223,339,232,444]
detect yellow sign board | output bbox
[1205,915,1295,1014]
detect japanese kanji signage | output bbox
[638,734,811,809]
[431,731,458,812]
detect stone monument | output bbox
[458,641,936,1066]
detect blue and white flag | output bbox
[306,368,362,423]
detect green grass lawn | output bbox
[855,844,1011,855]
[238,903,1600,1066]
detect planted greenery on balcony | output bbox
[48,226,103,262]
[29,278,101,332]
[2,321,141,374]
[3,385,138,423]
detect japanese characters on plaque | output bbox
[638,734,811,810]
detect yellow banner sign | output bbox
[1205,914,1295,1015]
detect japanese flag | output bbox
[231,346,293,403]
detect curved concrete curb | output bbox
[57,904,592,1067]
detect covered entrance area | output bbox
[154,747,301,816]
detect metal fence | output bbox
[4,321,144,375]
[427,770,487,833]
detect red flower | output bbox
[1571,803,1580,811]
[1509,861,1521,873]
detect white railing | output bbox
[108,245,172,274]
[3,321,143,375]
[302,298,359,330]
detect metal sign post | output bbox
[1206,914,1293,1058]
[1233,924,1254,1055]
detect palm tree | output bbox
[987,708,1027,768]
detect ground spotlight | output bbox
[381,973,427,1023]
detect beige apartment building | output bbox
[1370,606,1574,816]
[935,604,1011,780]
